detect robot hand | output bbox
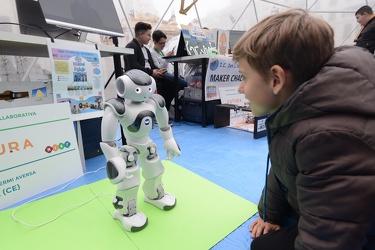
[164,138,181,160]
[160,127,181,160]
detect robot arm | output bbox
[100,142,128,184]
[150,94,169,128]
[100,102,128,184]
[101,103,121,143]
[149,94,181,158]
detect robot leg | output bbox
[139,143,176,210]
[112,145,147,232]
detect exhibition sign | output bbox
[180,25,216,55]
[204,56,244,101]
[0,102,83,210]
[47,39,105,120]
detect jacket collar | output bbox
[266,45,375,137]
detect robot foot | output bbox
[113,210,148,232]
[144,193,176,211]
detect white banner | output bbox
[218,86,250,107]
[204,56,244,101]
[0,103,83,210]
[47,39,105,120]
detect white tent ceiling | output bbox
[118,0,375,46]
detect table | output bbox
[166,54,216,127]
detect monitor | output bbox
[38,0,125,37]
[16,0,80,41]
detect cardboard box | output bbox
[184,87,202,100]
[80,117,103,159]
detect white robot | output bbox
[100,69,181,232]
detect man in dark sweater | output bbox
[124,22,175,110]
[354,5,375,54]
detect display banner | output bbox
[0,102,83,210]
[204,56,244,101]
[47,39,105,120]
[180,25,216,56]
[219,86,250,107]
[216,29,230,55]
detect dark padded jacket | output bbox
[258,46,375,249]
[124,38,158,75]
[355,16,375,54]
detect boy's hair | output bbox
[134,22,152,37]
[152,30,167,42]
[356,5,374,15]
[233,9,334,86]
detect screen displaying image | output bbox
[38,0,124,37]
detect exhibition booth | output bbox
[0,0,364,249]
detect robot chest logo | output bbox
[128,116,154,133]
[135,111,154,128]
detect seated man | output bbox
[150,29,188,90]
[124,22,175,110]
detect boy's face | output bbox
[238,57,279,116]
[154,37,167,51]
[139,30,152,45]
[356,13,368,26]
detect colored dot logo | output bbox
[45,141,71,153]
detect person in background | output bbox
[354,5,375,54]
[233,8,375,250]
[150,29,188,90]
[124,22,175,110]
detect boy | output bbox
[233,9,375,249]
[354,5,375,54]
[150,29,188,90]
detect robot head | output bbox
[116,69,156,102]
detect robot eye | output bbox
[135,88,142,93]
[148,87,153,92]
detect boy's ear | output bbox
[269,65,287,95]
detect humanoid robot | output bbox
[100,69,181,232]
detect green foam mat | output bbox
[1,161,257,250]
[1,185,136,250]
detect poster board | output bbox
[180,25,216,56]
[0,102,83,209]
[219,86,249,107]
[0,81,53,109]
[218,86,252,131]
[215,29,230,55]
[47,39,105,120]
[204,57,244,101]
